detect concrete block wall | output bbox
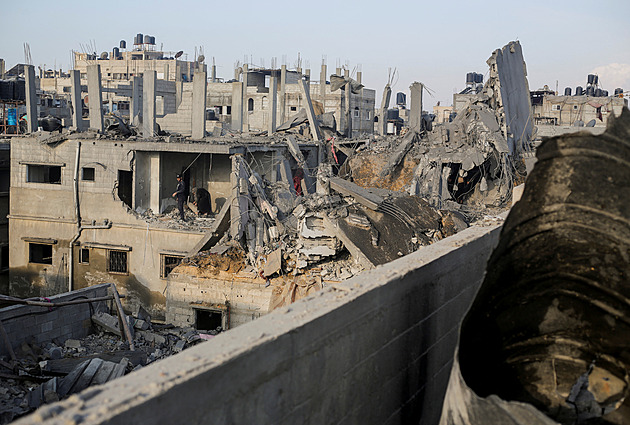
[0,283,110,358]
[166,272,274,328]
[17,220,503,425]
[157,83,194,135]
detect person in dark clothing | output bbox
[192,187,212,216]
[172,174,186,221]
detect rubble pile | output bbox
[0,307,218,424]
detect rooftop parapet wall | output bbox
[16,218,504,425]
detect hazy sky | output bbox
[2,0,629,109]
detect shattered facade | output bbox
[8,133,319,321]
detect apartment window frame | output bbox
[107,249,128,275]
[24,163,64,185]
[160,254,184,279]
[79,248,90,264]
[81,167,95,181]
[29,243,53,265]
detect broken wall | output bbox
[166,271,274,328]
[487,41,533,155]
[0,283,110,358]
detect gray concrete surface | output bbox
[142,70,156,138]
[24,65,38,134]
[70,70,85,131]
[409,81,423,132]
[15,219,503,425]
[191,71,207,139]
[86,65,103,133]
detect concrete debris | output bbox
[0,300,218,423]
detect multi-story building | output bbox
[8,134,318,320]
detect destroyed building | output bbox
[0,39,599,424]
[346,41,534,213]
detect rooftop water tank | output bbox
[575,86,584,96]
[120,40,126,49]
[396,92,406,106]
[474,73,483,84]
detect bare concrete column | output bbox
[0,59,5,79]
[268,76,277,136]
[230,154,249,240]
[379,84,392,136]
[345,82,352,138]
[149,153,161,213]
[336,67,341,76]
[409,82,423,132]
[25,65,38,133]
[175,62,183,108]
[298,78,321,141]
[142,70,156,138]
[211,65,217,83]
[192,71,207,139]
[242,64,248,131]
[344,68,349,78]
[86,64,104,133]
[231,82,243,132]
[280,65,286,124]
[130,76,142,127]
[320,64,327,102]
[70,70,85,131]
[356,71,362,84]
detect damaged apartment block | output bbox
[4,40,542,334]
[3,37,619,424]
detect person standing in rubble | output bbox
[172,174,187,221]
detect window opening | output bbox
[27,165,61,184]
[194,309,223,331]
[0,244,8,272]
[161,255,183,278]
[79,248,90,264]
[108,250,128,274]
[29,243,52,264]
[117,170,133,208]
[82,167,95,181]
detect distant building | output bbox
[531,78,627,138]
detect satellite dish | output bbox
[175,51,184,59]
[197,54,205,63]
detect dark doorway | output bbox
[194,309,223,331]
[118,170,133,208]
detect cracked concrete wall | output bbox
[15,219,504,425]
